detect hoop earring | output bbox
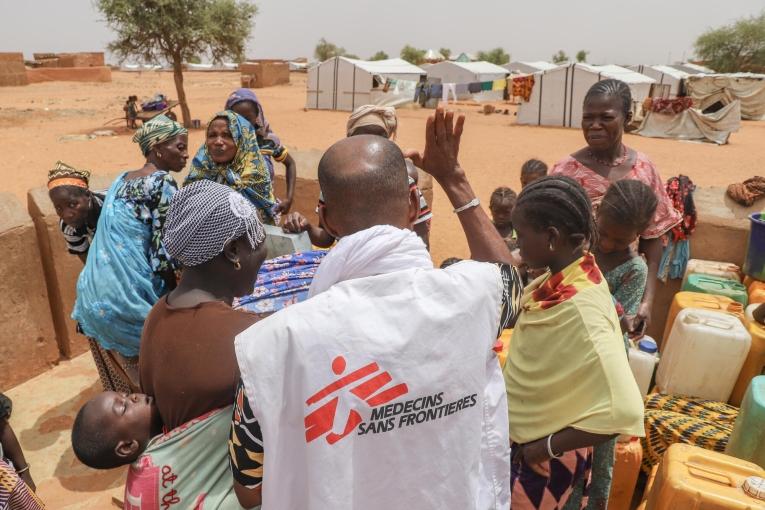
[549,242,554,252]
[156,152,162,159]
[233,260,241,271]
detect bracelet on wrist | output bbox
[15,464,30,475]
[453,197,480,214]
[546,434,562,459]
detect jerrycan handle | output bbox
[687,463,735,487]
[685,313,734,331]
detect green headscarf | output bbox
[132,114,187,156]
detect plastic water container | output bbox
[608,438,643,510]
[682,274,749,306]
[645,443,765,509]
[750,281,765,305]
[661,292,744,351]
[727,376,765,469]
[629,337,659,398]
[730,306,765,406]
[657,308,751,402]
[744,213,765,281]
[682,259,742,288]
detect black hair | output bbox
[584,79,633,119]
[489,186,517,209]
[514,175,597,245]
[521,159,548,178]
[600,179,658,234]
[71,402,121,470]
[440,257,462,269]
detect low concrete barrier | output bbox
[26,66,112,84]
[0,193,58,389]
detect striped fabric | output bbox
[640,393,738,474]
[0,459,44,509]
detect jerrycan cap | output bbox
[638,338,658,354]
[743,476,765,500]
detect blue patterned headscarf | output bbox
[184,111,275,218]
[132,114,187,156]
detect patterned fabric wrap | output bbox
[640,393,738,474]
[132,114,187,156]
[234,250,327,313]
[526,252,603,312]
[185,111,276,218]
[647,97,694,114]
[511,446,593,509]
[512,76,535,102]
[48,160,90,188]
[124,407,239,510]
[163,180,265,268]
[346,104,397,138]
[0,459,44,510]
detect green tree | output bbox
[369,51,389,61]
[314,38,346,62]
[694,11,765,72]
[97,0,257,127]
[476,47,510,65]
[576,50,589,63]
[551,50,569,64]
[439,47,452,60]
[400,45,426,65]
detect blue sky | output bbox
[1,0,762,64]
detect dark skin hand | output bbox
[282,212,336,248]
[573,93,658,335]
[513,428,617,477]
[0,419,35,491]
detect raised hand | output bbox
[407,108,465,184]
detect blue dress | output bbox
[72,171,178,357]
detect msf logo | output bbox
[304,355,408,445]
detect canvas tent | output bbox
[669,63,714,75]
[453,52,476,63]
[505,61,558,75]
[686,74,765,120]
[424,49,445,63]
[306,57,425,111]
[517,63,655,127]
[637,100,741,145]
[628,65,689,97]
[426,61,509,102]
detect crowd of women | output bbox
[0,78,689,509]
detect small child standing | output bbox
[520,158,548,189]
[489,186,518,251]
[124,95,139,129]
[594,180,658,328]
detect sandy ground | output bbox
[2,71,765,263]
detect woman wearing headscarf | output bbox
[225,88,297,215]
[139,179,268,430]
[72,114,188,393]
[184,111,277,223]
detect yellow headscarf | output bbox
[503,254,644,444]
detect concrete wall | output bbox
[27,175,118,360]
[0,52,28,87]
[26,66,112,84]
[240,62,290,88]
[646,186,754,341]
[0,193,58,389]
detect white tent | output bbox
[504,61,558,75]
[669,63,715,75]
[637,100,741,145]
[424,49,445,63]
[686,73,765,120]
[425,61,509,102]
[517,63,656,127]
[306,57,425,111]
[628,65,689,96]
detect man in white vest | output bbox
[230,108,523,509]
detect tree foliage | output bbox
[400,45,426,65]
[476,48,510,65]
[576,50,589,63]
[439,48,452,60]
[97,0,256,127]
[369,51,389,61]
[694,12,765,73]
[551,50,569,64]
[314,38,346,62]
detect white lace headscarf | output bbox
[164,180,266,267]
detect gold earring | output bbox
[156,152,162,158]
[549,242,554,251]
[233,260,241,270]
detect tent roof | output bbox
[644,64,690,80]
[578,64,656,84]
[669,63,715,75]
[424,49,445,61]
[513,61,559,71]
[341,57,425,75]
[445,61,509,74]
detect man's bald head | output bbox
[318,135,413,237]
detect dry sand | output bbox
[2,70,764,263]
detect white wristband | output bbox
[453,197,480,214]
[546,434,562,459]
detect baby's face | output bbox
[90,392,158,447]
